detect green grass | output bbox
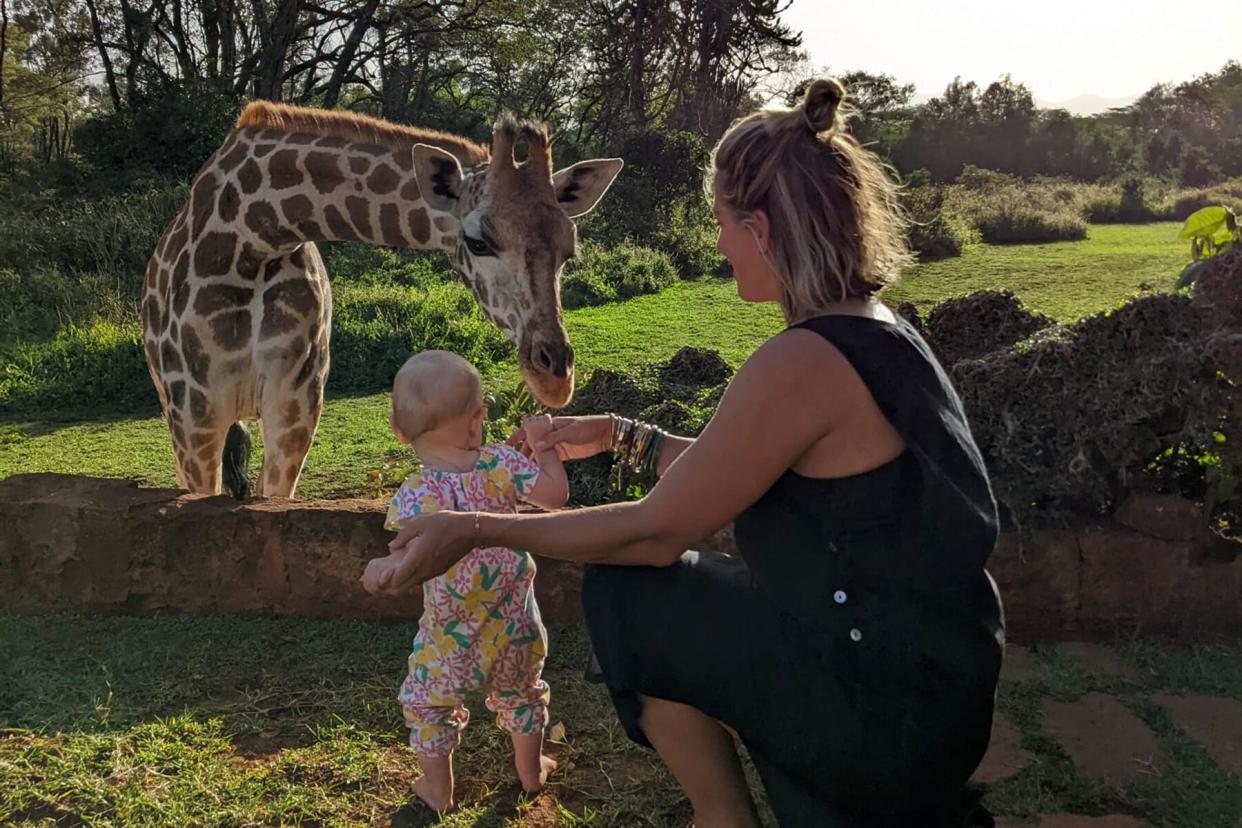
[0,223,1190,498]
[2,616,1240,826]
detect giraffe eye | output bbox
[464,235,494,257]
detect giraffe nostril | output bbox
[536,345,554,371]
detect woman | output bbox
[378,78,1005,827]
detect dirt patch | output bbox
[973,714,1033,784]
[555,750,659,813]
[231,729,316,760]
[1041,693,1161,781]
[7,802,87,827]
[1154,693,1242,777]
[1056,643,1140,681]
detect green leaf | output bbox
[1179,206,1229,241]
[1175,260,1209,289]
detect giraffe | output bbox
[141,103,623,499]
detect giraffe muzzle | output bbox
[520,336,575,409]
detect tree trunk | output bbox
[321,0,379,109]
[253,0,300,101]
[84,0,124,110]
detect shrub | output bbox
[952,293,1227,529]
[330,281,512,393]
[319,244,457,287]
[74,82,240,181]
[904,186,978,260]
[560,242,677,309]
[976,204,1087,244]
[0,321,154,415]
[579,129,725,279]
[0,267,134,348]
[0,182,188,279]
[923,290,1053,367]
[1082,176,1163,223]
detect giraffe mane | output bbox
[235,101,490,166]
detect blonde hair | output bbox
[391,350,483,440]
[707,78,914,323]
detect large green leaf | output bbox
[1179,206,1230,240]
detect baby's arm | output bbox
[517,415,569,510]
[360,477,438,595]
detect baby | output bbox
[361,350,568,812]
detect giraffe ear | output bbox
[411,144,464,213]
[551,158,624,219]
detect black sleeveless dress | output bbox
[581,315,1005,826]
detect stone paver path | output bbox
[1154,693,1242,777]
[1040,693,1161,781]
[974,714,1034,784]
[1057,642,1140,681]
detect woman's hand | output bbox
[507,415,613,462]
[381,511,477,592]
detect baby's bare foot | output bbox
[517,753,557,793]
[413,774,453,812]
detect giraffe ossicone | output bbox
[142,102,623,499]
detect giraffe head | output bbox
[411,114,622,408]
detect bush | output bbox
[904,186,979,260]
[560,242,677,309]
[952,293,1227,529]
[330,281,512,393]
[0,267,134,348]
[319,244,457,286]
[1082,176,1163,223]
[972,202,1087,244]
[923,290,1053,367]
[1163,178,1242,221]
[0,321,154,415]
[74,82,240,182]
[579,129,726,279]
[943,171,1089,244]
[0,182,188,279]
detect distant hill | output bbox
[1037,94,1137,115]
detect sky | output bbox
[781,0,1242,109]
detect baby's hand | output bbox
[361,553,402,595]
[521,413,554,444]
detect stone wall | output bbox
[2,474,1240,640]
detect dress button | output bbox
[833,590,848,605]
[849,628,863,642]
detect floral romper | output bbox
[385,444,549,756]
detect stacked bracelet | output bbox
[606,413,667,492]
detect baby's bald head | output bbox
[391,350,483,442]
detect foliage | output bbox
[923,290,1052,367]
[951,294,1228,529]
[580,128,725,279]
[73,82,240,181]
[903,185,979,260]
[561,242,678,309]
[1175,206,1240,289]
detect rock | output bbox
[1000,645,1043,683]
[987,531,1080,639]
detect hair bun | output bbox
[802,78,846,134]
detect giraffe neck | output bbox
[190,125,459,265]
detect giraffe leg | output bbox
[166,404,230,495]
[256,382,323,498]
